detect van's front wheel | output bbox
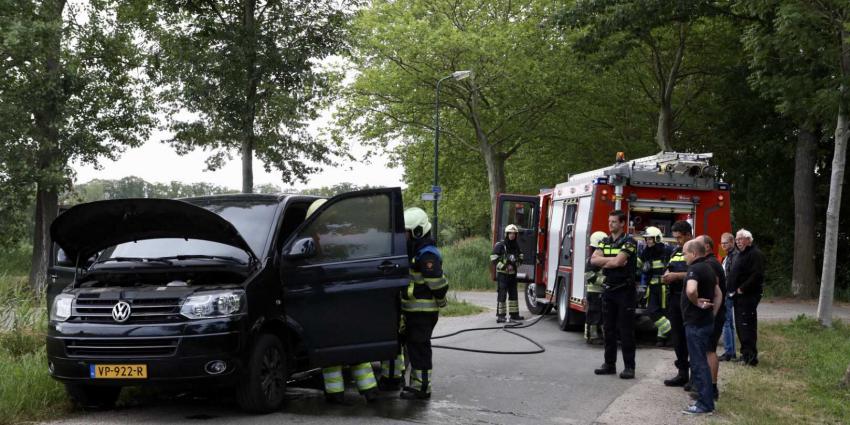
[236,333,288,413]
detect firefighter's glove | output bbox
[436,297,447,308]
[399,315,406,334]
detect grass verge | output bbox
[715,316,850,424]
[441,294,487,317]
[0,274,69,425]
[442,237,494,291]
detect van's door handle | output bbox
[378,262,399,272]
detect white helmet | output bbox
[504,224,519,234]
[404,207,431,238]
[306,198,327,218]
[589,231,607,248]
[642,226,663,243]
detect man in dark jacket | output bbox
[728,229,765,366]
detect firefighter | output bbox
[490,224,525,323]
[389,207,449,400]
[662,220,693,387]
[304,199,381,404]
[591,210,638,380]
[639,226,672,346]
[584,231,608,344]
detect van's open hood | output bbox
[50,198,257,263]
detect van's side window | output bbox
[297,194,392,264]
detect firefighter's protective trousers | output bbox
[322,363,377,395]
[496,273,520,318]
[585,268,604,342]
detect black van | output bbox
[46,188,408,412]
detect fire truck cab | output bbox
[494,152,732,333]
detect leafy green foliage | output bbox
[442,237,495,290]
[137,0,350,189]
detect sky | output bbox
[71,116,406,191]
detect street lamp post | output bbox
[433,70,472,244]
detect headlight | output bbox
[50,294,74,322]
[180,290,246,319]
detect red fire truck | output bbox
[493,152,732,332]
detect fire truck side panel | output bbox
[546,200,566,295]
[569,196,592,309]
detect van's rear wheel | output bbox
[237,333,288,413]
[524,283,552,315]
[65,384,121,410]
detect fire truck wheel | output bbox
[524,283,552,315]
[557,282,572,331]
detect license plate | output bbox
[90,364,147,379]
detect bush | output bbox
[0,244,32,276]
[442,237,495,291]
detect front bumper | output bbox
[47,316,247,385]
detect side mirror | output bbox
[283,237,317,260]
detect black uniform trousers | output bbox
[667,289,689,373]
[602,285,636,369]
[402,312,439,371]
[646,284,665,322]
[734,294,760,365]
[497,273,519,316]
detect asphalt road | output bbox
[46,292,847,425]
[46,292,672,425]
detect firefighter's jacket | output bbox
[598,234,638,287]
[638,243,671,285]
[490,240,524,275]
[665,246,688,293]
[402,240,449,314]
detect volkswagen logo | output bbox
[112,301,132,323]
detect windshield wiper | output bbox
[93,257,174,266]
[150,255,248,265]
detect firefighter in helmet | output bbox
[585,231,608,344]
[381,207,448,400]
[305,199,380,404]
[490,224,525,323]
[639,226,672,346]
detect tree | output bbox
[337,0,575,225]
[138,0,349,193]
[0,0,154,293]
[558,0,728,151]
[738,1,849,317]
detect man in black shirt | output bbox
[698,235,725,400]
[591,210,638,380]
[729,229,765,366]
[681,239,722,415]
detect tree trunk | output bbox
[656,102,673,151]
[242,139,253,193]
[792,127,818,298]
[817,102,848,327]
[481,143,507,228]
[817,26,850,328]
[29,186,59,295]
[29,0,66,295]
[240,0,256,194]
